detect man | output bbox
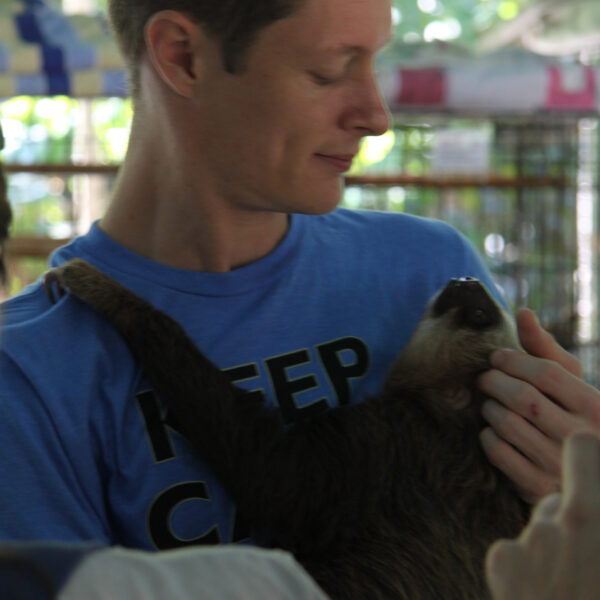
[0,0,598,554]
[0,120,326,600]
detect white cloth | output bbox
[58,546,329,600]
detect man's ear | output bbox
[144,10,205,97]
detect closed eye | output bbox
[310,72,342,86]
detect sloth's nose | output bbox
[433,277,501,329]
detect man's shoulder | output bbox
[318,208,462,240]
[309,208,496,303]
[1,280,136,393]
[308,208,470,261]
[2,280,58,327]
[2,279,109,336]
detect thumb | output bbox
[516,309,582,378]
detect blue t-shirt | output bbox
[0,208,500,550]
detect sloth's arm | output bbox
[45,259,386,556]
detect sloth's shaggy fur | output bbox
[45,260,528,600]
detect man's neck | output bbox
[100,204,290,273]
[99,138,290,273]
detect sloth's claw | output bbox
[43,269,66,305]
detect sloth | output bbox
[44,259,529,600]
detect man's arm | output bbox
[0,354,112,543]
[478,308,600,503]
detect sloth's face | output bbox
[385,278,521,409]
[424,277,521,361]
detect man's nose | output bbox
[348,71,391,137]
[361,75,391,136]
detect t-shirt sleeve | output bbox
[0,353,112,543]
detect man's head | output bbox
[108,0,302,95]
[108,0,392,216]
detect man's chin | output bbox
[294,183,345,216]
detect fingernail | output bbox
[478,427,498,450]
[537,493,562,519]
[490,349,505,367]
[490,348,516,367]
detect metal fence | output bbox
[344,114,600,386]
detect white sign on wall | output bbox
[432,125,492,175]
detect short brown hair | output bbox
[108,0,302,95]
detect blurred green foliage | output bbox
[389,0,527,47]
[0,96,130,241]
[0,96,131,164]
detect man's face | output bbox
[193,0,392,215]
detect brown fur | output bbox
[0,159,12,284]
[44,260,528,600]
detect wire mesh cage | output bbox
[344,114,599,385]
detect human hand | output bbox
[478,308,600,503]
[485,431,600,600]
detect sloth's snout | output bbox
[433,277,501,330]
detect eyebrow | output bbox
[320,37,392,57]
[322,45,365,55]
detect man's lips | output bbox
[315,154,355,172]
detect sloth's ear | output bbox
[441,386,471,410]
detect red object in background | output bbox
[546,66,596,111]
[394,68,446,107]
